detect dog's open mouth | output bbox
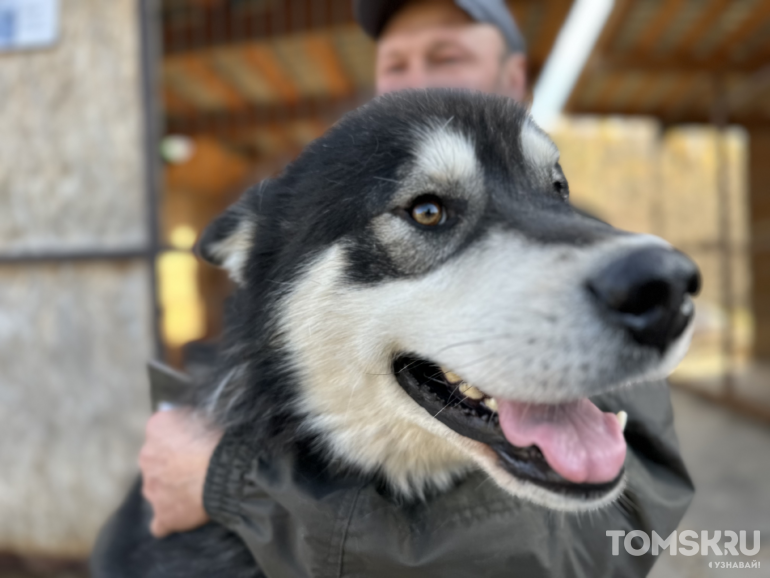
[394,356,627,499]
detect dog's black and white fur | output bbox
[93,90,698,577]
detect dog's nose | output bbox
[587,247,701,353]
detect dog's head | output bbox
[198,90,700,511]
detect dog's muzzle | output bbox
[394,357,627,500]
[587,247,701,353]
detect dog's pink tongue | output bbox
[497,399,626,484]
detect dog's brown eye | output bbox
[410,198,445,227]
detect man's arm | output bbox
[139,408,222,538]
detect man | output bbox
[139,1,693,575]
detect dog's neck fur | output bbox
[277,245,476,496]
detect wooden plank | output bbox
[667,0,731,57]
[165,136,251,197]
[658,73,697,115]
[164,63,227,111]
[590,74,629,111]
[303,33,353,98]
[162,0,356,55]
[596,52,766,74]
[211,48,278,105]
[729,69,770,121]
[629,0,687,56]
[331,24,376,90]
[530,0,573,64]
[240,44,300,103]
[666,74,710,120]
[623,73,664,112]
[163,86,197,117]
[174,54,250,110]
[289,118,329,148]
[748,127,770,359]
[595,0,637,54]
[165,93,367,139]
[710,1,770,62]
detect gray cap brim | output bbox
[353,0,526,54]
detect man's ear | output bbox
[499,52,527,101]
[196,189,259,285]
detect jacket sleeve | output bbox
[202,428,256,531]
[202,432,323,578]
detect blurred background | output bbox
[0,0,768,576]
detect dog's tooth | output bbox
[459,383,484,400]
[442,368,463,384]
[484,398,498,412]
[616,411,628,432]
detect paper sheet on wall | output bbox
[0,0,59,52]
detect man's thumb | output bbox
[149,517,169,539]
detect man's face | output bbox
[375,0,526,99]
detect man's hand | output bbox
[139,408,223,538]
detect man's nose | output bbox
[586,247,701,354]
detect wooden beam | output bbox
[628,0,687,56]
[164,63,226,111]
[595,0,637,54]
[165,136,251,198]
[581,72,694,116]
[666,0,731,58]
[709,1,770,62]
[172,54,250,111]
[565,103,770,126]
[530,0,572,64]
[663,74,707,120]
[165,93,367,139]
[240,44,300,103]
[623,73,663,112]
[590,74,629,111]
[163,86,197,117]
[726,66,770,117]
[303,33,353,98]
[593,53,768,74]
[210,48,277,104]
[162,0,352,55]
[748,127,770,359]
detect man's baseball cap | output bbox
[353,0,526,53]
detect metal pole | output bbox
[138,0,164,361]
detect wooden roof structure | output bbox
[160,0,574,160]
[565,0,770,125]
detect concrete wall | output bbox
[0,0,153,557]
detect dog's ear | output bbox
[196,186,261,284]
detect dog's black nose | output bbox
[587,247,701,353]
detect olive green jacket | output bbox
[204,382,693,578]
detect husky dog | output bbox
[93,89,699,577]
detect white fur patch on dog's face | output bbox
[413,124,479,183]
[278,230,693,510]
[519,119,559,170]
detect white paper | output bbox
[0,0,59,52]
